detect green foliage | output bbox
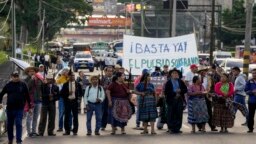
[221,0,256,46]
[0,0,93,47]
[221,0,245,45]
[0,51,8,64]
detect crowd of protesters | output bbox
[0,58,256,144]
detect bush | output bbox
[22,44,43,55]
[0,51,8,64]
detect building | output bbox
[189,0,233,10]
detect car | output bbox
[219,58,243,73]
[103,52,118,67]
[73,51,94,72]
[214,58,226,67]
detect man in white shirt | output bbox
[84,75,105,136]
[44,53,50,72]
[185,64,198,86]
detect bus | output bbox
[72,43,91,55]
[91,42,110,51]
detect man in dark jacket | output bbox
[38,74,59,136]
[0,71,32,144]
[61,72,82,135]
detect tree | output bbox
[0,0,93,49]
[221,0,256,46]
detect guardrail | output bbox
[16,53,35,66]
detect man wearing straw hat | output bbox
[24,66,44,137]
[84,75,105,136]
[38,73,59,136]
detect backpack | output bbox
[86,85,103,98]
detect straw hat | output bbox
[89,75,99,83]
[24,67,39,74]
[115,64,121,69]
[198,66,209,73]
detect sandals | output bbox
[151,132,157,135]
[121,131,126,135]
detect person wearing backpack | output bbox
[84,75,105,136]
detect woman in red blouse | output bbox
[213,73,234,133]
[106,72,132,135]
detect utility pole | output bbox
[41,9,45,52]
[11,0,16,58]
[38,0,42,53]
[171,0,176,37]
[243,0,254,77]
[203,10,207,53]
[141,0,145,36]
[169,0,173,36]
[209,0,215,65]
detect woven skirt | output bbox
[138,95,158,122]
[212,99,234,128]
[187,97,209,124]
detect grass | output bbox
[0,51,7,64]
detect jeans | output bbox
[234,94,248,115]
[7,109,23,143]
[58,97,65,129]
[58,97,72,130]
[87,102,102,132]
[26,103,42,134]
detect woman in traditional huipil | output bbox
[106,72,132,135]
[213,73,234,133]
[135,72,158,135]
[187,76,209,133]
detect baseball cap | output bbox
[190,64,198,69]
[39,64,44,67]
[11,71,19,76]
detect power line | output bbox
[0,0,8,14]
[0,0,11,31]
[0,0,8,4]
[42,0,72,14]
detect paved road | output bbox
[1,69,256,144]
[20,111,256,144]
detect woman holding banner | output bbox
[164,68,187,134]
[134,72,158,135]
